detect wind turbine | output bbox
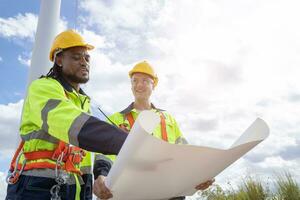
[15,0,61,146]
[28,0,61,85]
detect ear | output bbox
[152,83,155,91]
[55,55,63,67]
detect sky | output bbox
[1,0,300,199]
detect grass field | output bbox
[197,172,300,200]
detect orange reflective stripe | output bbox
[126,112,135,128]
[14,161,81,174]
[23,151,54,160]
[125,111,168,142]
[12,162,56,173]
[24,162,56,171]
[160,113,168,142]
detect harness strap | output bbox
[159,113,168,142]
[8,140,85,184]
[8,140,24,172]
[126,112,135,128]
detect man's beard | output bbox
[65,73,89,84]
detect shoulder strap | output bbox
[159,112,168,142]
[125,112,135,128]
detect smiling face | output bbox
[131,72,155,102]
[56,46,90,87]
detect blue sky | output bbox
[1,0,300,199]
[0,0,77,104]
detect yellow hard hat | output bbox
[49,29,94,61]
[129,61,158,86]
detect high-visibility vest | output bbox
[8,77,92,184]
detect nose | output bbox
[80,56,90,67]
[136,81,145,88]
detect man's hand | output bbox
[195,179,215,190]
[93,175,113,200]
[119,124,130,132]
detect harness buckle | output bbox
[6,151,26,185]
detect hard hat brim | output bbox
[129,71,158,87]
[50,43,94,62]
[49,29,95,62]
[84,44,94,50]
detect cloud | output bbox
[0,172,7,199]
[287,93,300,103]
[81,29,113,49]
[83,43,133,113]
[0,100,23,187]
[0,56,2,62]
[184,115,219,132]
[57,17,68,33]
[0,12,67,42]
[0,13,37,40]
[279,139,300,161]
[79,0,166,63]
[18,54,31,66]
[0,101,23,152]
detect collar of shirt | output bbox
[55,76,88,97]
[120,102,164,115]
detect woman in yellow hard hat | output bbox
[93,61,214,200]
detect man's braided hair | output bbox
[40,52,62,79]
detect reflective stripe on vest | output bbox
[125,112,168,142]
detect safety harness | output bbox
[7,140,85,185]
[120,111,168,142]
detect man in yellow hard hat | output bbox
[6,29,128,200]
[93,61,214,200]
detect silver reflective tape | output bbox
[21,130,59,144]
[95,154,113,165]
[22,168,80,185]
[41,99,61,132]
[68,113,90,146]
[80,166,92,175]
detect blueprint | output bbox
[105,111,270,200]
